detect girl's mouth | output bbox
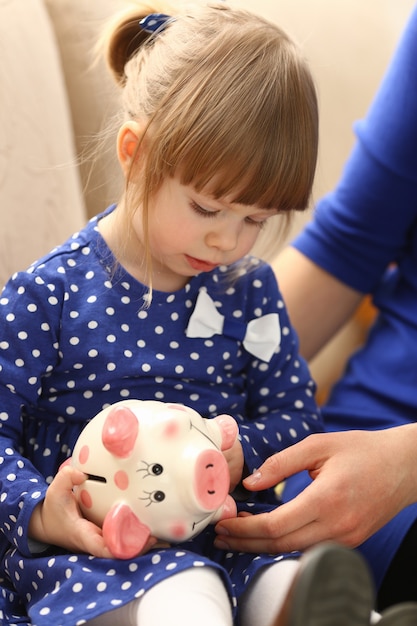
[185,255,218,272]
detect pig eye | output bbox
[137,460,164,478]
[140,489,166,507]
[151,490,165,502]
[151,464,163,476]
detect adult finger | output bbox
[214,516,323,554]
[220,491,318,538]
[243,435,323,491]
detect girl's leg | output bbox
[240,544,375,626]
[86,567,233,626]
[239,558,300,626]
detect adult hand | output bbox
[29,465,158,558]
[214,426,417,553]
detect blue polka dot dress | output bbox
[0,209,322,625]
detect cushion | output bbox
[44,0,125,219]
[0,0,86,285]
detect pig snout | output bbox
[193,449,230,510]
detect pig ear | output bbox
[102,503,151,559]
[102,406,139,458]
[212,414,238,451]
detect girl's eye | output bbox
[190,199,268,228]
[190,201,218,218]
[245,217,267,229]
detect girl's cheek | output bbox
[247,230,262,249]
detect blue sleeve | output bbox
[239,264,323,474]
[293,5,417,294]
[0,271,62,556]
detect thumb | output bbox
[55,464,87,490]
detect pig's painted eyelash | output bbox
[137,461,164,478]
[140,489,166,507]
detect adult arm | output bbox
[272,247,362,361]
[215,423,417,552]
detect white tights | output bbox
[86,559,382,626]
[86,559,300,626]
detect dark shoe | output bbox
[379,603,417,625]
[271,542,374,626]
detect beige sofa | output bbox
[0,0,126,288]
[0,0,414,392]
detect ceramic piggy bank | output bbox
[70,400,239,559]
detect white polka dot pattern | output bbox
[0,209,322,624]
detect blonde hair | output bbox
[100,1,318,285]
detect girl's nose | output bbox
[205,224,240,251]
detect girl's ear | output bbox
[117,121,146,176]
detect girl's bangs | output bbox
[168,121,316,213]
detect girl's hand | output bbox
[222,437,244,492]
[29,465,158,558]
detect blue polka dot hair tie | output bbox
[139,13,175,35]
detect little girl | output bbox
[0,2,324,625]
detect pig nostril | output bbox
[195,450,229,510]
[206,464,216,493]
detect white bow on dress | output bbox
[185,290,281,363]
